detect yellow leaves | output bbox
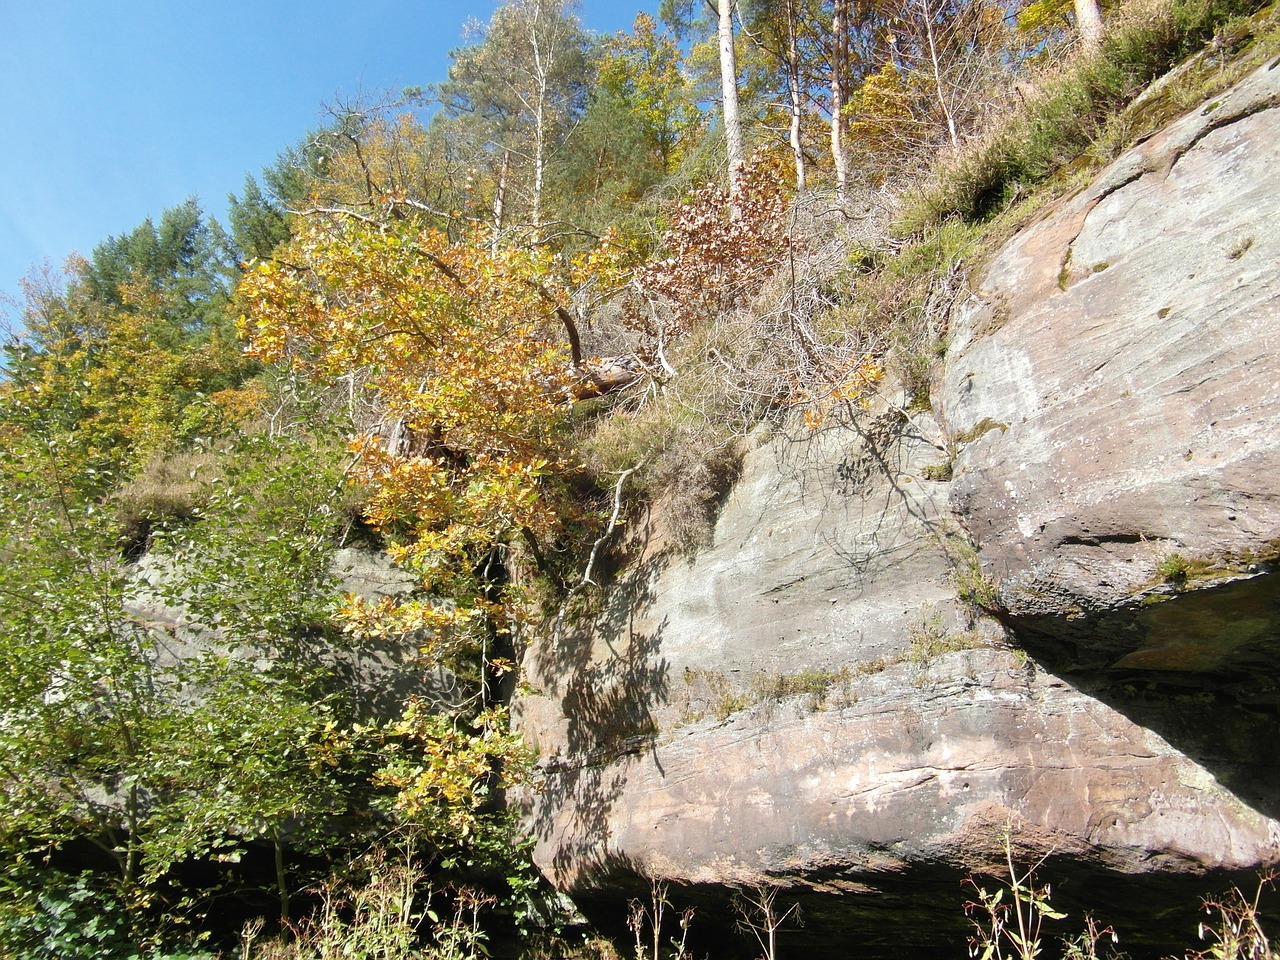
[598,13,701,172]
[1016,0,1072,36]
[207,382,268,428]
[792,354,886,428]
[238,216,575,457]
[239,216,621,647]
[848,63,915,149]
[340,593,474,641]
[374,703,529,839]
[568,227,638,293]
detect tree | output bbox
[843,0,1011,166]
[227,174,293,263]
[85,198,237,338]
[718,0,748,197]
[548,13,704,237]
[636,151,793,345]
[830,0,852,194]
[227,133,331,264]
[238,215,599,653]
[594,13,702,178]
[0,410,358,933]
[3,256,252,478]
[438,0,589,243]
[741,0,814,191]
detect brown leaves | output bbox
[634,151,794,346]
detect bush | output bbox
[0,867,213,960]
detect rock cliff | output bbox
[515,57,1280,956]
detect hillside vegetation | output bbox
[1,0,1277,955]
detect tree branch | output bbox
[552,463,642,641]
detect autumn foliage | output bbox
[634,152,795,346]
[238,216,599,650]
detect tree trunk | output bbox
[919,0,960,148]
[273,826,291,923]
[529,0,549,242]
[830,0,850,198]
[718,0,745,199]
[492,150,509,254]
[786,0,807,192]
[1074,0,1105,49]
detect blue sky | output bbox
[0,1,658,302]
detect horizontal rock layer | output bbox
[517,57,1280,958]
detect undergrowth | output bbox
[908,0,1279,228]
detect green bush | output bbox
[0,867,213,960]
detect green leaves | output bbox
[0,416,367,936]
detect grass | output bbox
[678,666,864,723]
[934,526,1003,613]
[908,0,1280,230]
[908,614,989,662]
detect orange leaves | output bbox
[237,216,594,639]
[791,353,886,428]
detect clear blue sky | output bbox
[0,0,658,302]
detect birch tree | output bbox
[439,0,588,243]
[718,0,747,198]
[830,0,852,196]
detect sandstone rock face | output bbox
[940,59,1280,671]
[517,60,1280,957]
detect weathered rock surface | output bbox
[517,58,1280,958]
[129,546,458,721]
[940,58,1280,673]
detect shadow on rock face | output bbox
[521,508,674,887]
[1008,570,1280,824]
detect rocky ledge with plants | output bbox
[2,0,1279,957]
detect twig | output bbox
[551,463,642,642]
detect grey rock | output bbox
[517,59,1280,957]
[128,546,459,721]
[940,59,1280,644]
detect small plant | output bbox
[909,613,951,662]
[1157,552,1191,584]
[1058,249,1074,291]
[1061,915,1124,960]
[953,417,1009,447]
[245,845,426,959]
[909,614,986,662]
[936,527,1002,613]
[734,884,800,960]
[922,461,954,482]
[1187,873,1275,960]
[628,881,694,960]
[965,835,1068,960]
[0,867,214,960]
[750,668,853,711]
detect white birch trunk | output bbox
[718,0,745,199]
[1075,0,1105,49]
[786,0,806,192]
[830,0,850,198]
